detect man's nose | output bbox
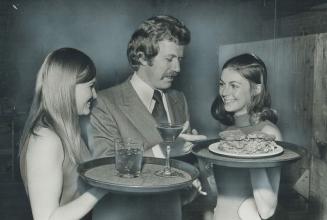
[172,60,180,72]
[92,88,97,99]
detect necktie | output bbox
[152,90,168,123]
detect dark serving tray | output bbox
[192,138,302,168]
[78,157,199,194]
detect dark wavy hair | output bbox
[127,15,190,71]
[211,53,277,126]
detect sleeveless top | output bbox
[21,130,91,206]
[60,140,91,205]
[226,113,278,135]
[213,114,277,220]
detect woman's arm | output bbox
[250,167,281,219]
[249,124,282,219]
[261,124,282,142]
[26,129,106,220]
[47,188,107,220]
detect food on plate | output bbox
[216,130,281,155]
[247,131,276,141]
[218,129,247,141]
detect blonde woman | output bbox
[19,48,107,220]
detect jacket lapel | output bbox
[165,90,185,125]
[119,81,162,146]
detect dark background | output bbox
[2,0,326,136]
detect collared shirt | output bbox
[130,73,171,122]
[130,73,169,158]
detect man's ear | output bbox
[137,52,148,66]
[254,84,262,95]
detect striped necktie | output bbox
[152,90,168,123]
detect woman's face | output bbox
[219,68,251,116]
[75,78,97,115]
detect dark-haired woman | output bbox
[211,53,282,220]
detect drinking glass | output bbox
[115,138,143,178]
[155,123,184,177]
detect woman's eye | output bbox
[166,58,173,62]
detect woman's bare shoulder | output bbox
[27,127,64,161]
[261,121,282,141]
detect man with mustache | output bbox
[89,15,205,159]
[88,15,207,220]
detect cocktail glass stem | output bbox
[155,123,183,177]
[163,145,171,175]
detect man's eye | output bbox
[231,84,239,89]
[166,58,173,62]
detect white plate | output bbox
[208,142,284,159]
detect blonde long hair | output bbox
[19,48,96,184]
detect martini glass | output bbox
[155,123,184,177]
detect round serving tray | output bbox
[192,139,302,168]
[78,157,199,194]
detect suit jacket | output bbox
[88,79,190,158]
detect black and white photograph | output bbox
[0,0,326,219]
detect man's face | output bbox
[140,40,184,90]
